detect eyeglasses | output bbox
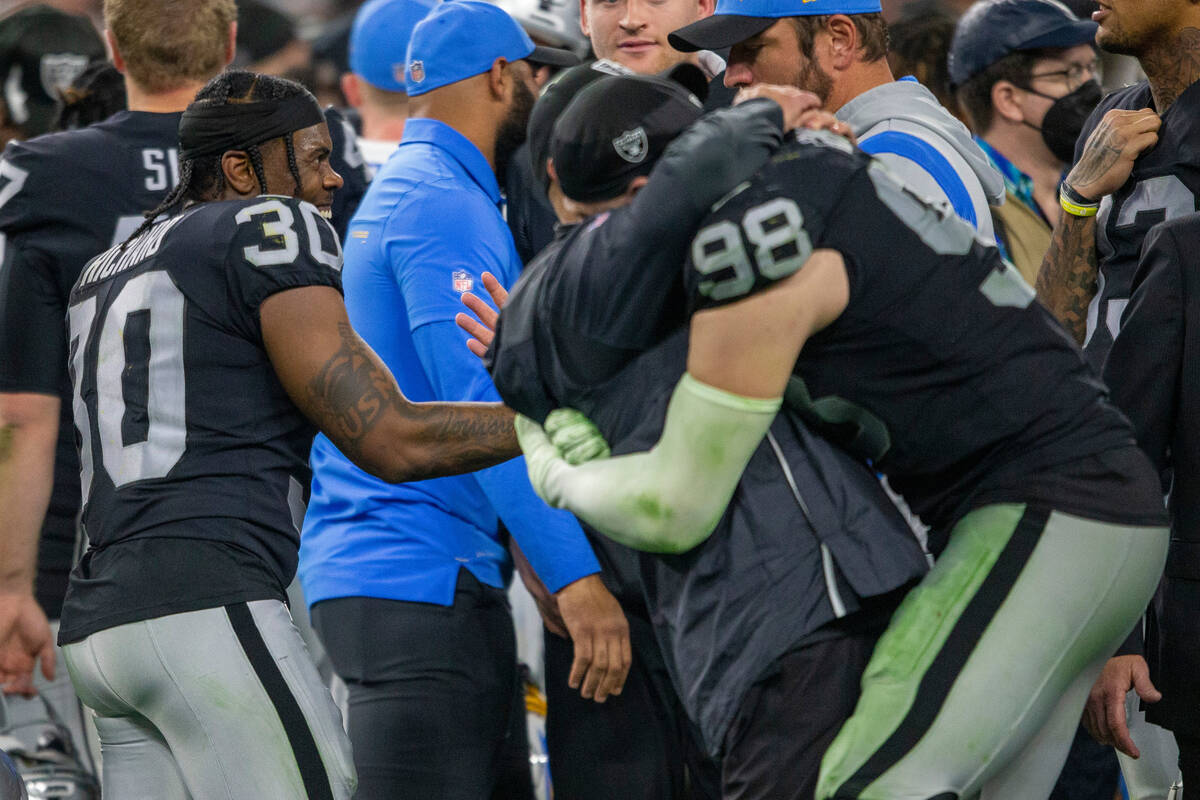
[1028,60,1101,92]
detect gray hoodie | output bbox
[837,78,1005,242]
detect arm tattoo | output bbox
[1070,126,1125,190]
[1036,214,1098,344]
[306,323,517,480]
[305,323,392,452]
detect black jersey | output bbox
[1106,215,1200,574]
[683,132,1159,537]
[1105,213,1200,736]
[1078,80,1200,368]
[489,106,928,753]
[0,108,363,620]
[58,195,343,644]
[0,110,182,617]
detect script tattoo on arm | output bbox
[1036,213,1098,344]
[306,323,518,481]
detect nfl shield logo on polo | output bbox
[453,270,473,293]
[410,60,425,84]
[612,128,648,164]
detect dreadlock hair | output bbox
[122,70,311,251]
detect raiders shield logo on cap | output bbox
[612,127,648,164]
[410,60,425,83]
[40,53,89,98]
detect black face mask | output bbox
[1022,79,1103,164]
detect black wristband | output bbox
[1060,180,1100,207]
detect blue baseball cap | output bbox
[948,0,1097,87]
[350,0,438,92]
[669,0,883,53]
[405,0,579,96]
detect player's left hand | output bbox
[455,271,508,358]
[1082,654,1160,758]
[0,591,55,696]
[544,409,610,465]
[516,414,568,508]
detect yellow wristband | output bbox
[1060,192,1099,217]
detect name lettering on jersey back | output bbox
[142,148,180,192]
[78,215,187,289]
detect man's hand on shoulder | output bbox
[0,590,54,696]
[456,271,508,358]
[734,85,855,144]
[553,574,631,703]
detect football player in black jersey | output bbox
[0,0,239,766]
[468,69,923,800]
[1034,0,1200,777]
[507,73,1168,797]
[1037,0,1200,360]
[57,70,521,800]
[1102,216,1200,785]
[0,0,369,737]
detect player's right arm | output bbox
[0,393,57,694]
[261,284,519,484]
[519,249,850,552]
[1036,108,1160,343]
[0,154,59,691]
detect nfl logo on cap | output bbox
[410,60,425,83]
[453,270,473,292]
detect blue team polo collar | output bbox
[399,117,502,206]
[974,136,1038,217]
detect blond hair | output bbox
[104,0,236,93]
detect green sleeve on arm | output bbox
[517,373,781,554]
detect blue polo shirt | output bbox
[299,118,600,607]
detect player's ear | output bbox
[623,175,650,200]
[221,150,260,196]
[341,73,363,109]
[106,30,126,74]
[824,15,858,70]
[225,21,238,68]
[578,0,591,38]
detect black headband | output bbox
[178,93,325,162]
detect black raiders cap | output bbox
[527,59,632,193]
[550,65,707,203]
[0,4,106,137]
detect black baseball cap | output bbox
[948,0,1097,88]
[527,59,633,193]
[0,4,106,137]
[550,66,707,203]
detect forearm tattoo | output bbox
[1036,214,1098,344]
[307,323,517,479]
